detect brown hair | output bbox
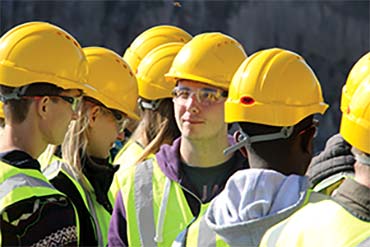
[0,83,62,123]
[130,98,180,164]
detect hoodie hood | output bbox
[205,169,310,247]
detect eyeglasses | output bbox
[298,119,319,138]
[99,106,129,133]
[171,86,227,106]
[84,97,128,134]
[56,95,82,112]
[22,95,82,112]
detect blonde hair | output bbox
[61,100,92,186]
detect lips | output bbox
[182,118,204,124]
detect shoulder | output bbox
[2,195,78,246]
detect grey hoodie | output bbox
[205,169,310,247]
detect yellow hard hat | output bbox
[137,42,184,100]
[225,48,329,126]
[83,47,139,120]
[340,77,370,154]
[0,22,88,90]
[123,25,192,73]
[341,52,370,113]
[165,32,247,90]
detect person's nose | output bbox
[116,130,125,141]
[185,93,200,114]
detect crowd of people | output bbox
[0,21,368,247]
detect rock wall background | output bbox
[1,0,369,153]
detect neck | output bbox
[247,141,309,176]
[180,133,231,168]
[354,162,370,188]
[0,121,45,159]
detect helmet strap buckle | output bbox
[0,85,29,102]
[223,126,294,156]
[138,98,162,111]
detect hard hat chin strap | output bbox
[138,98,162,111]
[223,126,294,156]
[0,85,29,102]
[352,147,370,166]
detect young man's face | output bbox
[42,89,82,145]
[173,79,228,141]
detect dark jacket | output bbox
[46,155,118,246]
[0,150,78,246]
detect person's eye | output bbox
[200,91,217,101]
[178,90,190,98]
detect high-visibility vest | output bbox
[110,141,144,199]
[173,189,326,247]
[172,203,228,247]
[44,160,113,247]
[0,160,80,245]
[120,157,197,247]
[312,172,353,195]
[260,199,370,247]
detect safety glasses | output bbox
[56,95,82,112]
[172,86,227,106]
[84,97,128,134]
[22,95,82,112]
[298,119,319,138]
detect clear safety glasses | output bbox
[171,86,228,106]
[22,95,82,112]
[84,97,129,134]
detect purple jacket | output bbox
[108,137,248,246]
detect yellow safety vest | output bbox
[175,190,326,247]
[312,172,353,195]
[260,199,370,247]
[120,157,198,247]
[110,141,144,199]
[44,160,113,247]
[171,203,228,247]
[0,160,80,245]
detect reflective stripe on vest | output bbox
[134,159,157,246]
[0,161,65,212]
[357,237,370,247]
[0,161,73,246]
[198,214,216,246]
[121,157,194,247]
[0,173,54,199]
[262,198,370,247]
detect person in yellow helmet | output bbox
[41,47,139,246]
[123,25,192,74]
[110,42,184,199]
[111,25,192,148]
[307,52,370,195]
[0,22,87,246]
[261,76,370,247]
[173,48,330,247]
[108,32,248,247]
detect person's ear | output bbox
[233,130,248,158]
[37,96,51,119]
[88,105,101,127]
